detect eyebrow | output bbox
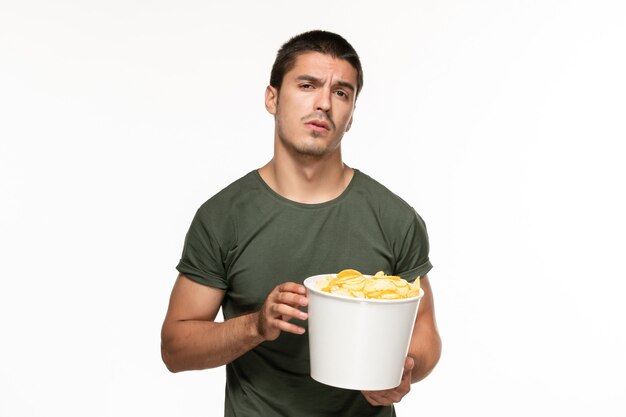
[296,75,356,93]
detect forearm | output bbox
[161,311,264,372]
[408,326,442,383]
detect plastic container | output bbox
[303,274,423,391]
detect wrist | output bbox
[247,311,266,343]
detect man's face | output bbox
[265,52,358,159]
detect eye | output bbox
[334,90,349,99]
[299,83,314,90]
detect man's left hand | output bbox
[361,356,414,406]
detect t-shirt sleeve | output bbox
[176,208,229,290]
[395,209,432,282]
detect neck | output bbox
[258,147,353,204]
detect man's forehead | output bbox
[288,52,358,85]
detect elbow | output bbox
[431,332,442,371]
[431,330,442,363]
[161,322,186,373]
[410,329,442,383]
[425,330,442,372]
[161,342,183,373]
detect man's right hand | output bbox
[256,282,309,341]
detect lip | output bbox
[305,119,330,132]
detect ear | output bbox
[265,85,278,115]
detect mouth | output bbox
[305,119,331,132]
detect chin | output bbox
[278,131,339,158]
[293,146,329,158]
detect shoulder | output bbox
[190,171,264,235]
[352,170,416,215]
[196,171,261,215]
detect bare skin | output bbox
[161,277,308,371]
[161,51,442,407]
[260,52,357,204]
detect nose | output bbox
[314,88,332,113]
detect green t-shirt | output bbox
[177,169,432,417]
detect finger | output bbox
[271,317,306,335]
[385,388,407,403]
[362,376,411,406]
[404,356,415,372]
[375,387,403,404]
[398,357,414,386]
[392,372,411,398]
[362,391,390,407]
[278,282,307,296]
[400,363,412,382]
[274,291,308,308]
[270,303,308,321]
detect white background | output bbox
[1,1,625,416]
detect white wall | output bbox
[1,1,624,416]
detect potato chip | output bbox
[319,269,421,300]
[337,269,362,279]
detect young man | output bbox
[161,30,441,416]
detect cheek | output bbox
[277,98,304,124]
[276,106,294,127]
[337,112,353,130]
[275,108,300,138]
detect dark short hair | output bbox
[270,30,363,98]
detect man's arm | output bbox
[407,275,441,382]
[161,274,308,372]
[361,275,441,406]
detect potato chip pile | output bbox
[316,269,421,300]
